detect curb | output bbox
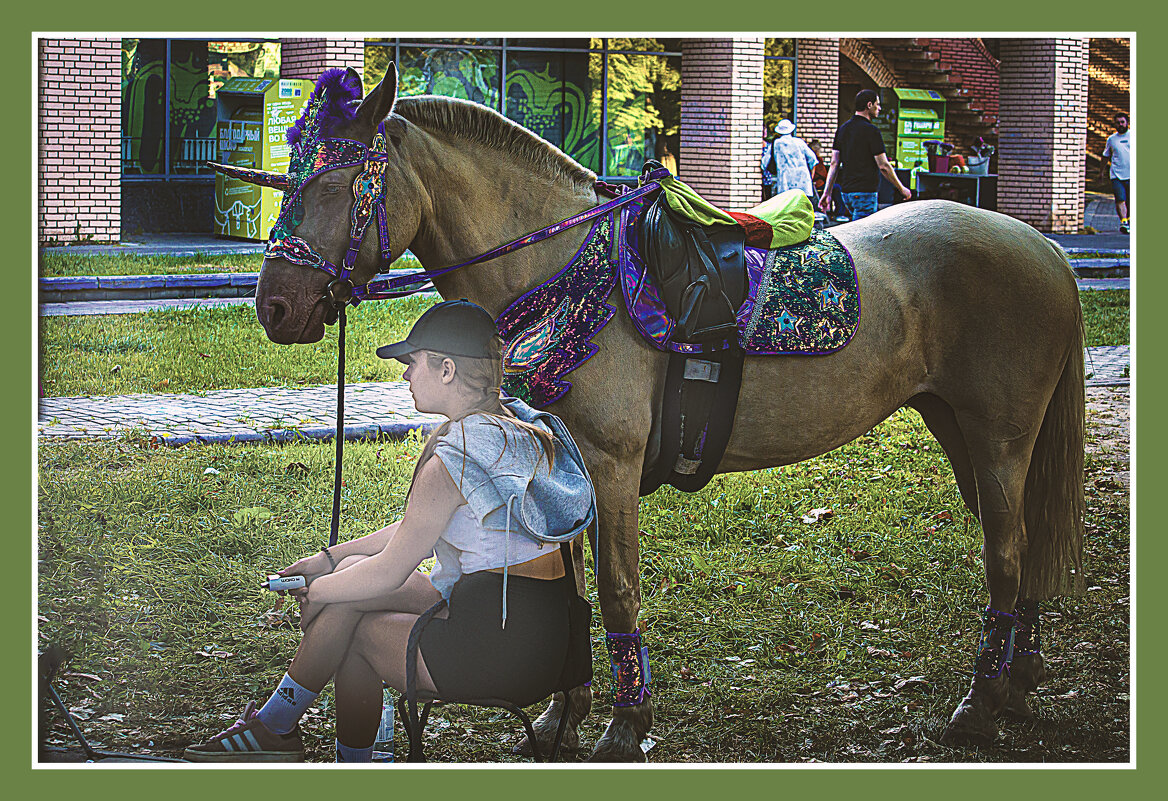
[154,420,443,447]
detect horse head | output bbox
[220,64,419,344]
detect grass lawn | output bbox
[40,295,439,397]
[41,290,1128,398]
[39,251,422,278]
[37,405,1130,762]
[1079,289,1130,348]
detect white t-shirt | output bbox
[1103,131,1130,180]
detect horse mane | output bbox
[392,96,597,191]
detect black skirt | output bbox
[418,571,570,708]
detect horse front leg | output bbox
[513,538,593,758]
[587,455,652,762]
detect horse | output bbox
[244,65,1084,761]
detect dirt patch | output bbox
[1086,386,1130,490]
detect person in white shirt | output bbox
[761,119,819,201]
[1102,113,1131,233]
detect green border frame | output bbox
[10,2,1156,796]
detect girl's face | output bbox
[403,350,455,415]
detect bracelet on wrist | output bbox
[321,546,338,571]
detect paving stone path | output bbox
[38,346,1129,445]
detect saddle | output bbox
[638,163,748,343]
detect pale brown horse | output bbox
[249,66,1084,761]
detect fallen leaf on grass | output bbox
[867,646,896,658]
[196,648,234,660]
[894,676,930,692]
[285,461,311,475]
[846,547,873,561]
[98,713,125,723]
[801,507,833,524]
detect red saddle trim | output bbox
[726,211,773,250]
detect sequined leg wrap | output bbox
[606,629,651,707]
[1012,599,1041,658]
[974,606,1016,679]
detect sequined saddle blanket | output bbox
[620,203,861,356]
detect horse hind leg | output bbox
[906,393,978,516]
[940,427,1033,748]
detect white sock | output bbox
[256,673,318,735]
[336,739,374,763]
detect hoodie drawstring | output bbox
[502,494,517,630]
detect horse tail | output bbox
[1020,248,1086,600]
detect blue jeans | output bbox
[1111,178,1130,204]
[841,191,878,220]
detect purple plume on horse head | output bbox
[286,68,365,146]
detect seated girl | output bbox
[185,299,595,762]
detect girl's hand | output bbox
[279,551,331,582]
[291,584,324,630]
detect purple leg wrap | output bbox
[1012,599,1041,657]
[974,606,1016,679]
[606,629,651,707]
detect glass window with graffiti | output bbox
[121,38,280,177]
[364,39,683,181]
[505,50,603,174]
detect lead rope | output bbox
[329,305,347,547]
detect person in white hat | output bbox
[760,118,819,200]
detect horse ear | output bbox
[355,62,398,130]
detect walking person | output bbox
[761,119,819,202]
[1102,112,1131,233]
[818,89,912,221]
[183,300,596,763]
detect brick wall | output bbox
[997,39,1088,233]
[679,38,764,210]
[839,38,898,89]
[926,38,1000,121]
[795,38,840,149]
[279,39,364,79]
[39,38,121,244]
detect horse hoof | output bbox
[940,695,999,747]
[1000,684,1036,722]
[586,718,649,763]
[1009,653,1047,695]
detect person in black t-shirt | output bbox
[818,89,912,221]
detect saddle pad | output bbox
[496,213,618,408]
[737,228,860,355]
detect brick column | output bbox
[279,38,364,79]
[795,38,840,149]
[997,38,1089,233]
[39,38,121,244]
[679,38,764,211]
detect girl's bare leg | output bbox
[333,611,440,747]
[287,557,441,692]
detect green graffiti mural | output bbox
[506,62,599,173]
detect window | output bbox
[764,38,797,137]
[365,38,682,180]
[121,38,280,178]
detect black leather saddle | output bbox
[638,161,748,344]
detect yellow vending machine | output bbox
[214,77,313,240]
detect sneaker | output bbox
[184,701,305,762]
[1119,220,1130,233]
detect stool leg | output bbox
[550,700,571,762]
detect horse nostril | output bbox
[262,297,290,330]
